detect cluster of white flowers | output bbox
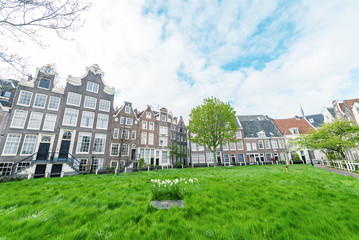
[150,178,198,187]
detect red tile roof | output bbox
[345,98,359,108]
[273,118,314,135]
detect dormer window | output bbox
[257,132,266,138]
[309,118,314,123]
[290,128,299,134]
[146,112,151,118]
[87,81,99,93]
[161,115,166,121]
[125,106,130,114]
[39,78,50,89]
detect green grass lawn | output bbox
[0,165,359,240]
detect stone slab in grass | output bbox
[150,200,185,209]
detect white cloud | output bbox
[2,0,359,123]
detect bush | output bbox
[138,158,145,168]
[295,153,301,162]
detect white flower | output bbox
[185,182,187,184]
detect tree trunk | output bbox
[213,150,217,168]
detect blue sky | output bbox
[3,0,359,122]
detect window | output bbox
[265,140,270,149]
[198,145,204,151]
[141,132,147,145]
[87,81,99,93]
[93,134,106,153]
[131,131,136,140]
[222,142,228,150]
[278,139,284,149]
[33,94,47,108]
[146,112,151,118]
[76,132,91,153]
[230,142,236,150]
[39,78,50,89]
[251,142,257,150]
[125,118,133,125]
[84,96,97,109]
[237,141,243,150]
[122,130,129,139]
[78,159,88,171]
[160,126,168,135]
[309,118,314,123]
[63,108,79,126]
[159,137,167,146]
[11,110,28,128]
[17,90,32,106]
[258,140,264,149]
[162,151,167,164]
[140,148,144,159]
[48,96,60,110]
[43,114,57,131]
[257,132,266,138]
[125,106,130,113]
[246,142,252,151]
[149,122,154,130]
[27,112,43,130]
[236,131,242,138]
[145,149,150,162]
[142,121,147,129]
[120,117,124,124]
[148,133,154,145]
[224,154,229,163]
[0,162,13,176]
[91,158,103,171]
[96,114,109,129]
[121,144,129,156]
[191,142,197,151]
[110,143,119,156]
[21,135,37,154]
[17,162,31,172]
[81,111,95,128]
[271,140,278,149]
[2,134,21,155]
[67,92,82,106]
[110,161,118,168]
[206,151,214,162]
[113,129,119,139]
[290,128,299,134]
[99,99,110,112]
[161,115,166,121]
[199,153,205,163]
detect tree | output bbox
[292,120,359,160]
[0,0,91,77]
[187,97,238,168]
[169,143,186,165]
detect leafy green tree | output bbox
[294,153,301,162]
[169,143,187,165]
[292,120,359,159]
[188,97,238,167]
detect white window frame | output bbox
[33,93,47,109]
[96,114,109,130]
[141,132,147,145]
[125,106,130,114]
[125,118,133,125]
[110,143,119,156]
[10,109,28,129]
[20,135,37,155]
[27,112,43,130]
[160,126,168,135]
[131,130,136,140]
[80,111,95,128]
[113,128,119,139]
[87,81,99,93]
[148,133,154,145]
[17,90,33,106]
[66,92,82,106]
[159,137,167,147]
[63,108,79,126]
[38,78,51,89]
[230,142,236,150]
[48,96,60,111]
[2,133,21,156]
[236,131,242,138]
[121,144,129,156]
[42,114,57,131]
[237,141,243,150]
[93,134,106,154]
[149,122,154,130]
[258,140,264,149]
[122,129,129,140]
[99,99,110,112]
[146,112,151,118]
[142,121,147,129]
[246,142,252,151]
[76,132,92,153]
[84,96,97,109]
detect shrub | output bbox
[138,158,145,168]
[295,153,301,162]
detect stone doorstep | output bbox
[150,200,185,209]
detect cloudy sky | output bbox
[3,0,359,122]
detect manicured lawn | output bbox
[0,165,359,239]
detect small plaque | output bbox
[150,200,185,209]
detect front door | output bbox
[34,164,46,178]
[36,143,50,160]
[156,158,159,165]
[58,140,71,159]
[131,149,136,160]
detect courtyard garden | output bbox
[0,165,358,239]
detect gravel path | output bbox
[314,164,359,179]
